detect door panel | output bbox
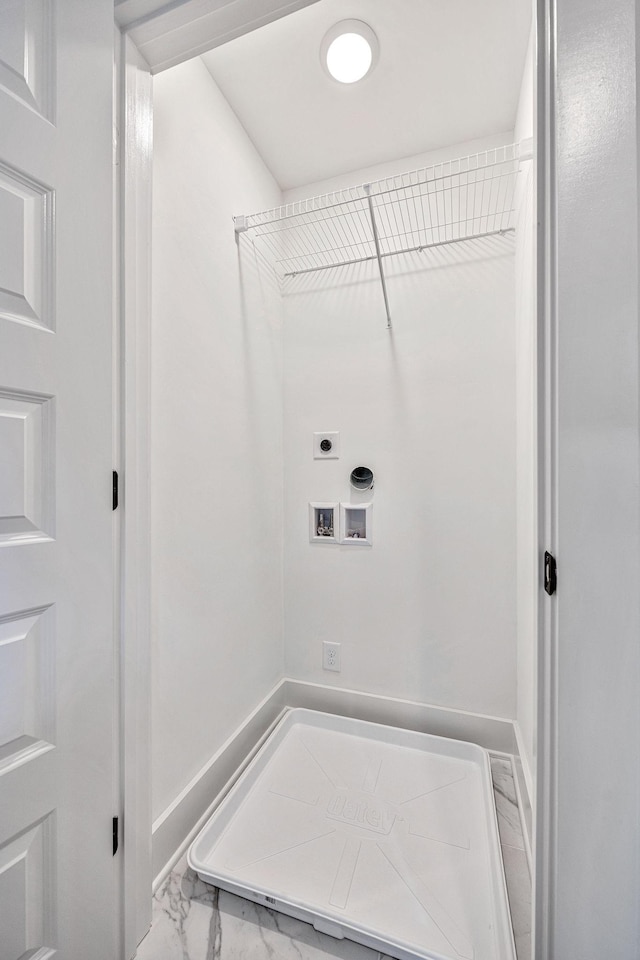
[0,811,56,959]
[0,1,116,957]
[0,388,54,544]
[0,159,54,332]
[0,0,54,122]
[0,603,55,769]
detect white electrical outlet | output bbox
[322,640,341,672]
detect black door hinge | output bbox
[544,551,557,596]
[113,471,119,511]
[113,816,119,856]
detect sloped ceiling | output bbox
[118,0,531,190]
[200,0,532,189]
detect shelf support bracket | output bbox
[364,185,392,329]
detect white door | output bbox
[0,1,117,958]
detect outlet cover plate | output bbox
[322,640,341,672]
[313,432,340,459]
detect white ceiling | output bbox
[201,0,532,191]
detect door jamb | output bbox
[118,28,153,959]
[534,0,557,956]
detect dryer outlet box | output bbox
[313,432,340,459]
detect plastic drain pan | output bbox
[188,709,515,960]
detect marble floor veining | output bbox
[135,755,532,960]
[490,757,532,960]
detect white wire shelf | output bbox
[235,142,530,328]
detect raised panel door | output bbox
[0,2,116,957]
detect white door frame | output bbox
[533,0,640,955]
[117,3,551,957]
[118,30,154,958]
[534,0,555,954]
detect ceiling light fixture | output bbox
[320,20,379,84]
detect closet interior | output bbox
[147,1,536,957]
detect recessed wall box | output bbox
[309,502,338,542]
[340,502,372,545]
[313,432,340,459]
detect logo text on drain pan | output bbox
[326,792,396,835]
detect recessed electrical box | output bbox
[313,432,340,459]
[340,502,372,545]
[309,502,338,542]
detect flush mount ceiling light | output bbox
[320,20,379,84]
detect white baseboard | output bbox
[151,683,289,883]
[281,679,517,753]
[152,678,520,888]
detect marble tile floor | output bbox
[489,757,532,960]
[135,755,531,960]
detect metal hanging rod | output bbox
[281,227,514,278]
[234,142,529,326]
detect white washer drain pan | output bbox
[188,709,515,960]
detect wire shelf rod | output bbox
[282,227,515,278]
[260,209,517,273]
[274,210,514,270]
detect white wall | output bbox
[514,24,536,793]
[282,139,518,719]
[151,57,284,822]
[284,132,515,204]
